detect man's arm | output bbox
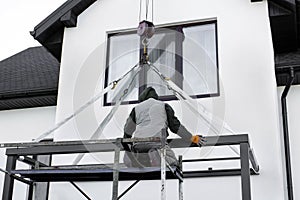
[165,103,193,141]
[123,108,136,138]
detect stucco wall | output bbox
[51,0,286,199]
[0,106,56,199]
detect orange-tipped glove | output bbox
[191,135,206,147]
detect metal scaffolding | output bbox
[2,134,259,200]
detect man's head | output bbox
[139,87,159,102]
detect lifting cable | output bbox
[33,63,140,142]
[72,65,142,165]
[148,62,240,156]
[139,0,153,22]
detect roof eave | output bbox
[31,0,98,61]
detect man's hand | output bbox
[191,135,206,147]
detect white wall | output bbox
[52,0,286,199]
[0,106,56,199]
[278,85,300,200]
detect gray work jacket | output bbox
[124,98,192,141]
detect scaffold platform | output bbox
[2,134,259,200]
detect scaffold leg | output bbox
[112,144,121,200]
[161,146,166,200]
[2,156,17,200]
[178,155,183,200]
[33,154,51,200]
[161,129,167,200]
[179,180,183,200]
[240,143,251,200]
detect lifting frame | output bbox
[2,134,259,200]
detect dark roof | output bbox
[268,0,300,86]
[31,0,97,61]
[268,0,298,53]
[0,46,60,110]
[275,50,300,86]
[275,49,300,67]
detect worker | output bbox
[123,87,206,167]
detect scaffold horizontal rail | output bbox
[3,134,259,172]
[1,134,249,149]
[11,166,182,182]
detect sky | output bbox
[0,0,66,61]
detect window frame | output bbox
[104,19,220,106]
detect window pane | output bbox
[183,24,218,96]
[106,33,140,103]
[105,21,219,105]
[147,30,176,96]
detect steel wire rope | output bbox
[139,0,153,22]
[34,63,140,142]
[139,0,142,22]
[148,62,240,155]
[148,62,235,134]
[146,0,149,20]
[151,0,153,22]
[72,65,142,164]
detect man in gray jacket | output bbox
[123,87,205,167]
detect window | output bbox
[104,20,219,106]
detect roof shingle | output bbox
[0,46,60,110]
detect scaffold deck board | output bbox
[12,166,182,182]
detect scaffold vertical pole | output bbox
[112,139,121,200]
[2,156,17,200]
[178,155,183,200]
[240,142,251,200]
[161,129,167,200]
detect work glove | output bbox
[191,135,206,147]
